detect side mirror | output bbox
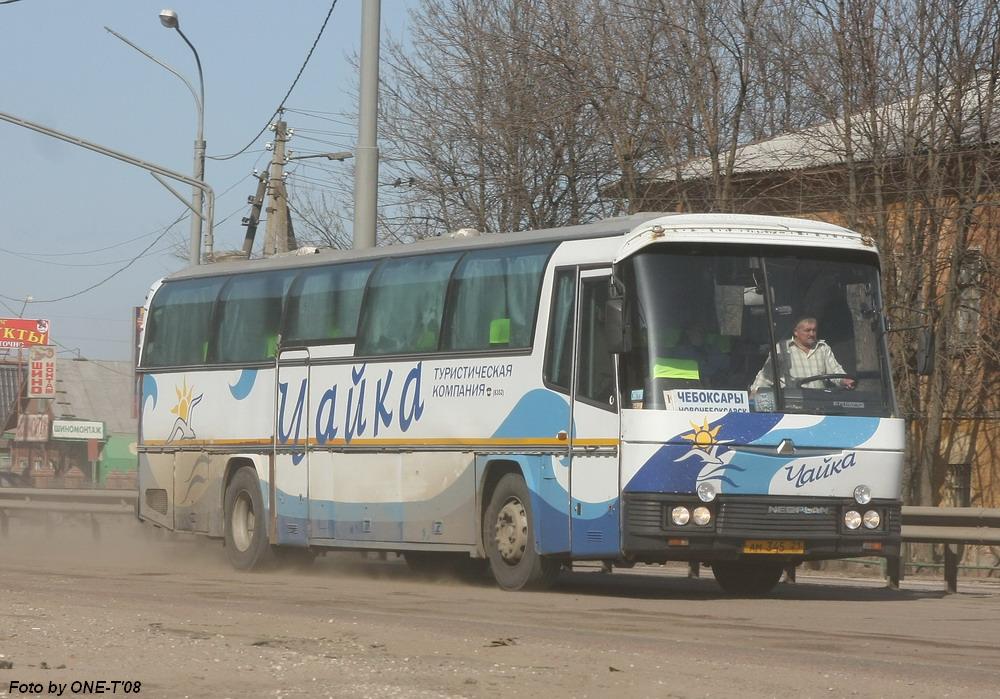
[605,297,627,354]
[916,327,934,375]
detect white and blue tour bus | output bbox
[137,213,903,594]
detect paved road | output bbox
[1,520,999,698]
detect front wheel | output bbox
[223,467,274,570]
[711,560,783,596]
[483,473,560,591]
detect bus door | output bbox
[274,348,310,546]
[569,268,621,557]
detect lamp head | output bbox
[158,9,179,29]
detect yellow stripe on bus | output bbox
[141,437,619,448]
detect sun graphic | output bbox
[170,378,197,422]
[681,418,721,452]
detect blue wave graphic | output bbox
[627,413,883,495]
[492,389,570,439]
[626,413,783,493]
[229,369,258,400]
[752,416,880,449]
[720,450,796,492]
[142,375,158,411]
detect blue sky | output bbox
[0,0,413,361]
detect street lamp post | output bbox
[288,151,354,162]
[105,12,207,265]
[158,9,207,265]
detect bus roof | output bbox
[165,212,669,282]
[614,213,877,264]
[163,212,876,284]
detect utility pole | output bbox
[353,0,380,250]
[240,171,268,257]
[262,119,297,256]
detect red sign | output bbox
[0,318,51,349]
[28,346,57,398]
[87,438,101,462]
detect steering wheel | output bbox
[795,373,857,389]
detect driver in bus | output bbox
[750,316,856,392]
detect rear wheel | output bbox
[483,473,560,591]
[223,467,273,570]
[711,560,783,596]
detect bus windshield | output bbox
[622,245,894,417]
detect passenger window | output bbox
[543,270,575,391]
[357,253,461,355]
[213,271,291,363]
[443,243,553,351]
[284,261,375,344]
[577,277,615,408]
[142,277,225,367]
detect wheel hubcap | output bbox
[494,497,528,565]
[231,491,255,553]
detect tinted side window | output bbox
[142,277,225,367]
[357,253,462,355]
[213,271,291,363]
[577,276,615,407]
[284,261,375,344]
[443,243,554,351]
[543,269,576,391]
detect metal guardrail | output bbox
[892,506,1000,593]
[0,487,137,538]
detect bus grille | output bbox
[624,496,900,537]
[625,500,663,529]
[717,501,837,537]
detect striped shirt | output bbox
[751,339,849,391]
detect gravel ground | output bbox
[1,517,999,698]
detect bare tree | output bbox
[796,0,1000,505]
[287,0,999,506]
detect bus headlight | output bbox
[692,507,712,526]
[844,510,862,530]
[697,482,717,503]
[863,510,881,529]
[671,506,690,526]
[853,484,872,505]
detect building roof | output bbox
[50,358,137,434]
[647,75,999,183]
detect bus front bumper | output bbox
[621,493,901,562]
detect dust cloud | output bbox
[0,511,483,587]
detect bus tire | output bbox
[223,467,273,570]
[483,473,560,591]
[711,560,783,596]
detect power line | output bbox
[0,227,170,258]
[285,106,353,118]
[208,0,339,162]
[0,172,254,263]
[288,132,353,149]
[0,250,162,269]
[0,297,23,317]
[0,212,187,304]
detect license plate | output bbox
[743,539,805,555]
